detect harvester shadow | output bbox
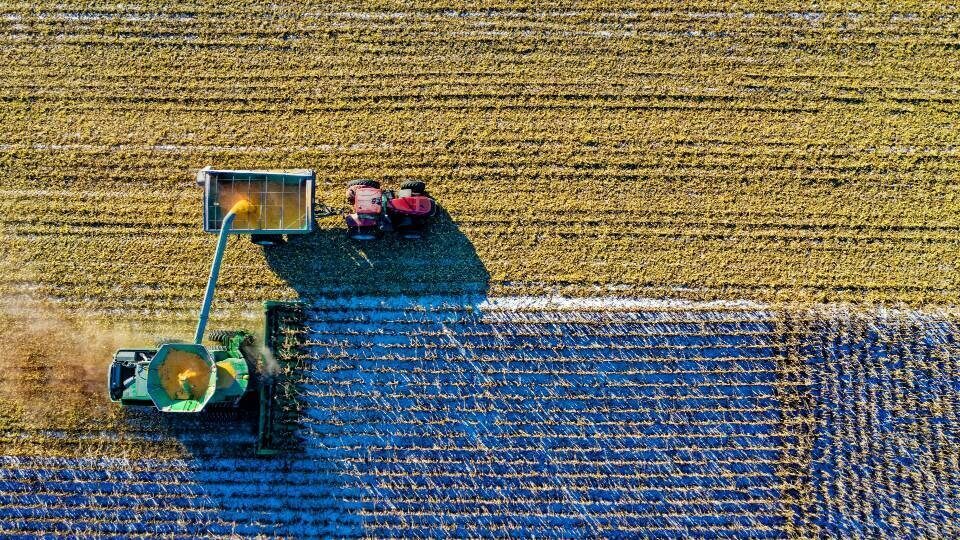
[124,387,262,456]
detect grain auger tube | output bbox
[194,199,251,344]
[106,198,256,414]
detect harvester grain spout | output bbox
[194,199,251,344]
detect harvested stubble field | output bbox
[1,2,959,538]
[4,2,960,312]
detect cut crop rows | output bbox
[3,3,960,309]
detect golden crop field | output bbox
[2,1,960,325]
[1,2,959,537]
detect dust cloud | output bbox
[0,295,140,421]
[259,343,281,376]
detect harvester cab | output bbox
[345,180,437,240]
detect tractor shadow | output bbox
[263,205,490,298]
[256,202,490,457]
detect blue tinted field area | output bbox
[1,298,958,538]
[803,311,960,537]
[305,297,791,537]
[0,297,794,538]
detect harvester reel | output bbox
[207,329,253,346]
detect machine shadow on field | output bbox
[145,204,489,451]
[264,205,491,298]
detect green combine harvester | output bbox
[108,333,252,413]
[107,168,312,455]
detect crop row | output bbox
[1,297,789,537]
[5,218,958,312]
[797,308,960,537]
[298,298,792,535]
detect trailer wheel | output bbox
[251,234,285,247]
[400,181,426,194]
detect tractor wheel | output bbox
[400,180,426,194]
[154,337,185,347]
[347,179,380,189]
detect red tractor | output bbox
[345,180,437,240]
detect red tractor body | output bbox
[345,180,437,240]
[388,195,434,217]
[349,186,383,216]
